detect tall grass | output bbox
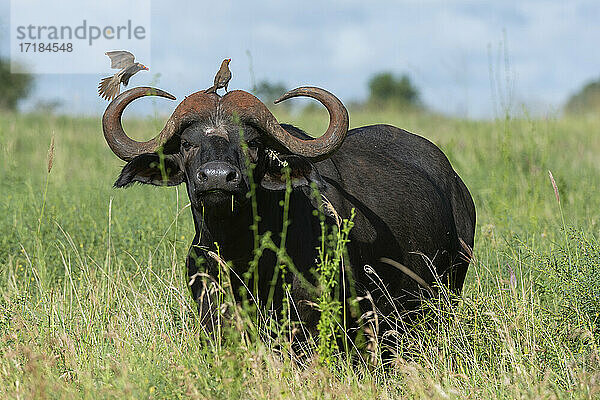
[1,108,599,398]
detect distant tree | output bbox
[253,80,288,106]
[33,99,63,114]
[565,79,600,114]
[0,58,34,110]
[368,72,421,107]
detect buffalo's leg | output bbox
[186,250,222,335]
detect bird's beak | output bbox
[144,66,149,70]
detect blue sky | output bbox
[1,0,599,118]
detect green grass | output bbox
[1,106,599,399]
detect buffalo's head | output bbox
[102,87,348,217]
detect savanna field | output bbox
[1,105,599,399]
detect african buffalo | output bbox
[102,86,475,339]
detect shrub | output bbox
[367,72,422,108]
[0,58,34,111]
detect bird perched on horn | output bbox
[98,50,149,101]
[204,58,232,94]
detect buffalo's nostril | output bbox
[226,170,238,183]
[197,170,208,182]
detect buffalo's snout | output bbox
[196,161,241,192]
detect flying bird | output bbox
[205,58,232,94]
[98,50,148,101]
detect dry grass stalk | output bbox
[548,170,560,204]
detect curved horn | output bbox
[273,87,349,159]
[223,86,349,161]
[102,87,177,161]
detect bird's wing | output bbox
[105,51,135,69]
[98,75,121,101]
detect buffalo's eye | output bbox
[247,138,261,149]
[181,140,193,151]
[245,139,260,162]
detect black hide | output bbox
[115,121,476,339]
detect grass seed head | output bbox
[47,134,55,173]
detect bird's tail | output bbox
[204,84,217,94]
[98,75,121,101]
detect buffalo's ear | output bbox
[114,154,185,188]
[259,154,326,192]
